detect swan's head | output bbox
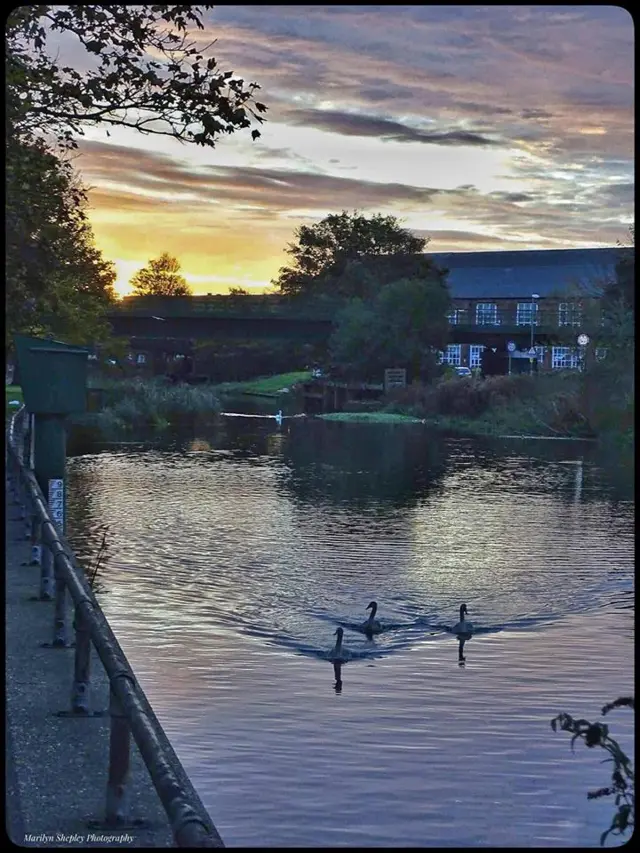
[366,600,377,614]
[460,603,468,618]
[334,627,344,640]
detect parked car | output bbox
[454,366,472,377]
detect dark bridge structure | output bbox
[106,247,629,363]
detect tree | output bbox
[6,135,117,348]
[131,253,192,296]
[329,275,451,381]
[6,5,267,150]
[273,211,428,299]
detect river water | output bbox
[66,413,634,847]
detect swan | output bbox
[360,600,383,635]
[328,627,351,662]
[452,603,474,637]
[274,410,283,425]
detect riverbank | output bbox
[213,370,311,397]
[322,372,605,440]
[4,492,175,846]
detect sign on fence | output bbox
[384,368,407,392]
[48,478,64,531]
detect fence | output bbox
[6,406,224,848]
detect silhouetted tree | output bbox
[131,253,192,296]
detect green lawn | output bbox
[215,370,312,397]
[320,411,425,424]
[5,385,23,419]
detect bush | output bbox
[342,399,382,413]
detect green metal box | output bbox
[14,335,89,415]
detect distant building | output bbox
[426,247,630,371]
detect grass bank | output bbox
[320,411,425,424]
[5,385,24,420]
[318,373,603,438]
[214,370,312,397]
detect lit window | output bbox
[551,347,580,369]
[469,345,485,368]
[558,302,581,326]
[475,303,499,325]
[516,302,539,325]
[444,344,461,366]
[136,353,146,364]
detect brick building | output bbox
[427,247,629,370]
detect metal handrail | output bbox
[6,406,224,848]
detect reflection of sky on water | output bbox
[65,421,634,846]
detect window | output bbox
[469,345,485,368]
[552,347,580,369]
[475,303,499,325]
[136,353,146,364]
[558,302,581,327]
[447,308,467,325]
[443,344,461,366]
[595,348,608,361]
[516,302,539,326]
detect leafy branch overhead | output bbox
[6,5,267,149]
[551,697,634,846]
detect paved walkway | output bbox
[5,490,175,847]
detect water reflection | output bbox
[63,417,634,848]
[333,661,343,693]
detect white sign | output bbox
[577,333,590,346]
[507,341,516,353]
[48,478,64,530]
[528,347,537,357]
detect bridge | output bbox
[107,296,577,349]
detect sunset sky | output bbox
[64,5,633,296]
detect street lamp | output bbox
[530,293,539,374]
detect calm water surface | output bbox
[66,417,634,847]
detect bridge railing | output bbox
[6,406,224,848]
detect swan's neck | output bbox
[368,604,377,620]
[459,609,466,622]
[334,634,343,651]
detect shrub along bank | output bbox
[72,377,222,437]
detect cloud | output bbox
[46,5,633,290]
[283,109,501,146]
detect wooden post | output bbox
[106,687,131,825]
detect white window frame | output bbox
[469,345,485,368]
[516,302,539,326]
[558,302,581,327]
[136,353,146,365]
[475,303,499,325]
[447,308,467,325]
[552,346,580,369]
[534,346,546,366]
[444,344,462,366]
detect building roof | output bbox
[426,247,632,299]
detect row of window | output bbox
[448,302,583,327]
[440,345,607,369]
